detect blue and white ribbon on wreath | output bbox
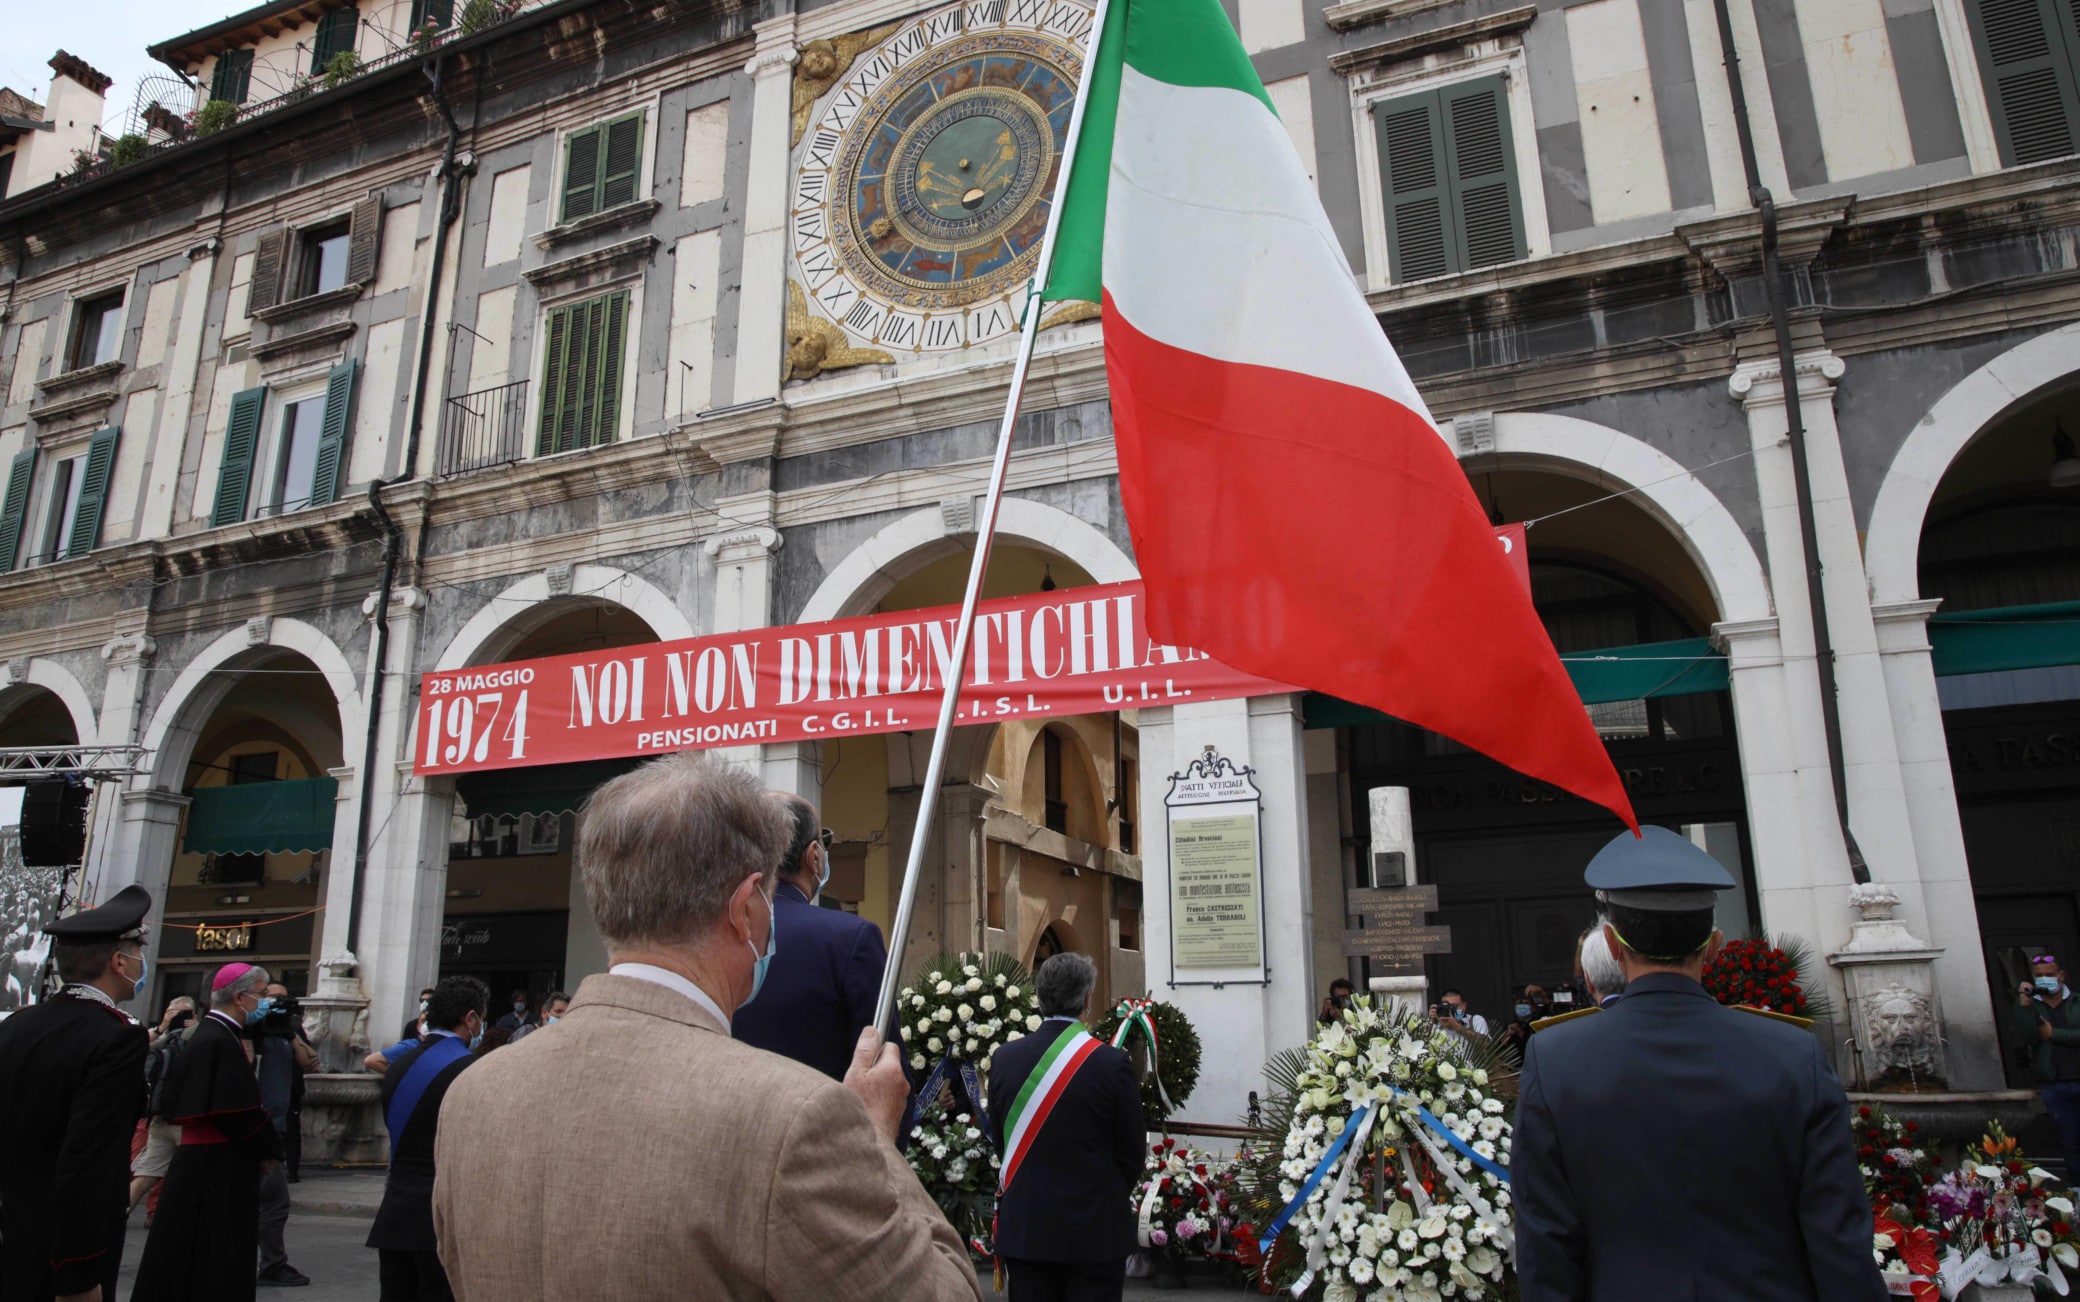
[913,1056,990,1148]
[1259,1089,1514,1296]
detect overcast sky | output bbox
[5,2,246,128]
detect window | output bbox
[0,426,118,570]
[69,291,125,371]
[0,152,14,198]
[38,456,84,566]
[1042,730,1068,834]
[536,291,630,455]
[1370,74,1526,283]
[559,112,646,223]
[210,360,357,526]
[298,221,352,298]
[1967,0,2080,166]
[247,194,382,313]
[409,0,454,30]
[210,48,253,105]
[449,812,563,859]
[310,7,359,73]
[271,395,326,514]
[1118,757,1138,853]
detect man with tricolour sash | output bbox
[986,952,1145,1301]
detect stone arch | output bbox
[0,658,102,746]
[1486,412,1774,625]
[1865,323,2080,606]
[431,565,696,672]
[138,619,365,793]
[795,497,1139,626]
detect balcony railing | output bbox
[439,379,530,476]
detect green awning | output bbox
[1929,600,2080,677]
[183,777,339,855]
[453,758,644,820]
[1304,636,1731,728]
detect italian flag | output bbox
[1045,0,1636,826]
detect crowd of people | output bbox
[9,757,2054,1302]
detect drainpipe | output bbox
[346,54,470,958]
[1710,0,1869,885]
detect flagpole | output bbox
[871,0,1115,1038]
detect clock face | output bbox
[792,0,1096,355]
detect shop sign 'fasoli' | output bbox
[415,581,1286,775]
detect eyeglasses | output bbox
[818,828,835,850]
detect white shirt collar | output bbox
[609,963,731,1032]
[427,1028,462,1040]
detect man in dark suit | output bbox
[368,974,489,1301]
[986,952,1143,1302]
[732,794,888,1080]
[0,884,152,1302]
[1512,827,1886,1302]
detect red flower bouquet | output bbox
[1702,936,1810,1016]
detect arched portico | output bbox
[1866,322,2080,606]
[0,658,102,747]
[432,564,696,672]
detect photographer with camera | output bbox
[1427,989,1490,1038]
[253,980,317,1287]
[2015,954,2080,1172]
[1318,977,1356,1025]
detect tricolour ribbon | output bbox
[1259,1086,1514,1291]
[1108,998,1175,1115]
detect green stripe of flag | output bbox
[1044,0,1276,305]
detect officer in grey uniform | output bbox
[1511,827,1885,1302]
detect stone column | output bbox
[1870,599,2001,1086]
[1729,349,1942,1030]
[120,789,189,1004]
[85,633,155,901]
[1138,694,1314,1127]
[733,20,798,405]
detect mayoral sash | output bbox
[998,1025,1102,1194]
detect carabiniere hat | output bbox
[43,884,153,943]
[1585,826,1736,913]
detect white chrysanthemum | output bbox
[1347,1256,1375,1285]
[1397,1228,1420,1252]
[1482,1098,1504,1114]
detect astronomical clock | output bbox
[785,0,1098,380]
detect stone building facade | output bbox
[1,0,2077,1142]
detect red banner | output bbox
[415,581,1289,775]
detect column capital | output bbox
[1728,350,1845,408]
[361,586,425,619]
[121,788,191,824]
[704,526,782,563]
[747,16,799,76]
[100,632,157,667]
[1871,599,1945,656]
[1870,598,1944,626]
[1710,616,1783,660]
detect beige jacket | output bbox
[432,973,982,1302]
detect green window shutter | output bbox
[309,360,357,507]
[211,49,253,106]
[311,8,358,73]
[65,426,120,558]
[410,0,453,28]
[598,113,646,210]
[211,386,268,527]
[561,126,604,223]
[589,292,629,447]
[567,296,606,450]
[1372,89,1453,282]
[0,447,38,573]
[537,304,575,456]
[1441,76,1526,272]
[1967,0,2080,165]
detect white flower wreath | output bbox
[1266,998,1514,1301]
[896,951,1040,1072]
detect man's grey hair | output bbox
[1581,924,1626,1001]
[1035,952,1099,1018]
[209,964,270,1009]
[578,752,791,948]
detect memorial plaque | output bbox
[1164,748,1269,983]
[1341,884,1450,974]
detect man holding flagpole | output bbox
[986,952,1145,1302]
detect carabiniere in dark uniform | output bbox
[0,884,154,1301]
